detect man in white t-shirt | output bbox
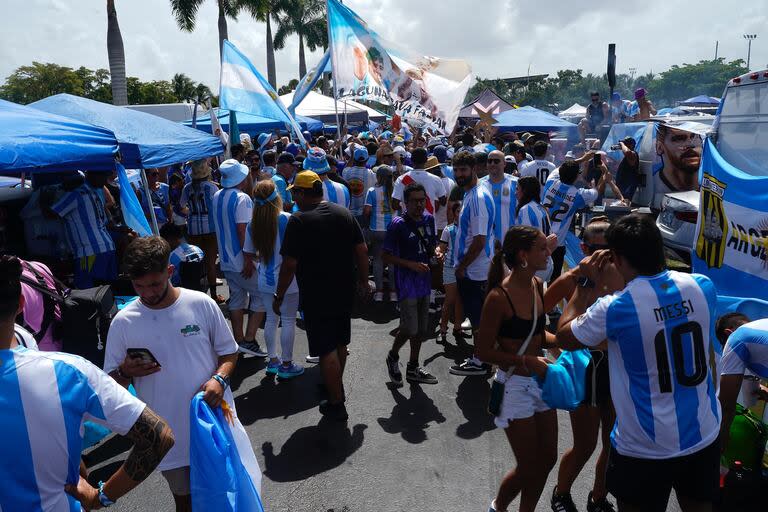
[519,140,557,187]
[105,236,242,511]
[0,254,174,511]
[392,147,447,216]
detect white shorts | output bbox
[224,271,265,312]
[493,372,550,428]
[443,265,456,285]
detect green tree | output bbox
[648,58,747,105]
[171,72,197,100]
[170,0,240,60]
[127,78,178,104]
[277,78,299,95]
[106,0,128,105]
[241,0,280,89]
[272,0,327,78]
[0,62,83,104]
[75,67,113,103]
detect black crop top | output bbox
[496,285,546,339]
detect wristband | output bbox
[98,481,115,507]
[212,373,229,390]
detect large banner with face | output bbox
[692,139,768,300]
[327,0,472,134]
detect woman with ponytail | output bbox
[476,226,558,512]
[515,176,555,282]
[364,165,398,302]
[243,180,303,379]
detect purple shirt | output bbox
[383,213,436,300]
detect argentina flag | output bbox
[692,139,768,301]
[219,40,306,146]
[116,163,151,236]
[289,49,331,115]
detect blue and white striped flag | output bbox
[220,40,306,146]
[116,163,151,237]
[289,49,331,115]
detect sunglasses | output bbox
[585,243,609,251]
[487,159,503,164]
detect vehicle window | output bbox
[717,81,768,177]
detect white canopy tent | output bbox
[279,90,388,124]
[558,103,587,118]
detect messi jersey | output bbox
[721,319,768,378]
[181,181,218,236]
[343,166,376,215]
[542,179,598,247]
[571,270,720,459]
[479,175,518,242]
[365,186,395,232]
[51,183,115,258]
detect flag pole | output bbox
[325,0,342,154]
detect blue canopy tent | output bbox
[681,95,720,106]
[0,98,118,174]
[29,94,223,169]
[186,109,324,136]
[493,106,579,142]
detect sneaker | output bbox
[586,492,616,512]
[265,359,282,375]
[239,341,267,357]
[461,318,473,331]
[319,400,349,421]
[374,291,384,302]
[389,291,398,302]
[406,364,438,384]
[277,363,305,379]
[305,355,320,364]
[386,352,402,384]
[215,278,225,286]
[551,487,577,512]
[449,358,490,376]
[488,499,499,512]
[437,329,447,343]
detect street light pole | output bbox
[744,34,758,70]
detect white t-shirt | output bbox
[392,169,447,216]
[433,176,456,231]
[104,289,240,471]
[571,270,720,459]
[2,348,144,511]
[519,159,557,187]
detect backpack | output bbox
[19,268,116,368]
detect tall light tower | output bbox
[629,67,637,81]
[744,34,758,70]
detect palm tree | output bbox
[170,0,240,60]
[272,0,327,78]
[240,0,280,89]
[171,73,197,101]
[106,0,128,105]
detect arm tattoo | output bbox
[123,407,175,482]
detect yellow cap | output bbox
[287,170,321,190]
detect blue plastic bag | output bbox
[190,393,264,512]
[535,349,591,411]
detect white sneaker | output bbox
[461,318,473,331]
[389,291,398,302]
[374,291,384,302]
[305,355,320,364]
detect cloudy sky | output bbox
[1,0,766,93]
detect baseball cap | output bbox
[285,142,299,156]
[521,133,534,143]
[303,147,330,174]
[432,145,447,163]
[302,130,312,143]
[277,152,296,165]
[353,146,369,163]
[288,170,321,190]
[393,146,407,157]
[611,92,622,101]
[219,159,249,188]
[504,155,514,163]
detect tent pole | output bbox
[140,168,159,235]
[325,0,342,154]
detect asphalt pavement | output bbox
[85,299,683,512]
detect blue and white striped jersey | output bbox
[169,242,205,286]
[138,182,171,225]
[516,201,551,236]
[272,173,292,208]
[721,319,768,378]
[212,188,252,273]
[440,223,458,268]
[453,184,495,281]
[571,270,720,459]
[365,186,395,232]
[343,166,376,215]
[243,212,298,295]
[479,174,518,242]
[180,180,219,236]
[52,183,115,258]
[323,179,351,209]
[541,179,598,247]
[0,348,145,511]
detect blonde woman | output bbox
[243,181,303,379]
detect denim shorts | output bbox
[443,265,456,285]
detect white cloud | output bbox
[1,0,766,97]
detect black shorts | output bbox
[582,350,610,407]
[606,440,720,511]
[304,314,352,357]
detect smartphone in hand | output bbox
[127,348,161,367]
[593,153,602,167]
